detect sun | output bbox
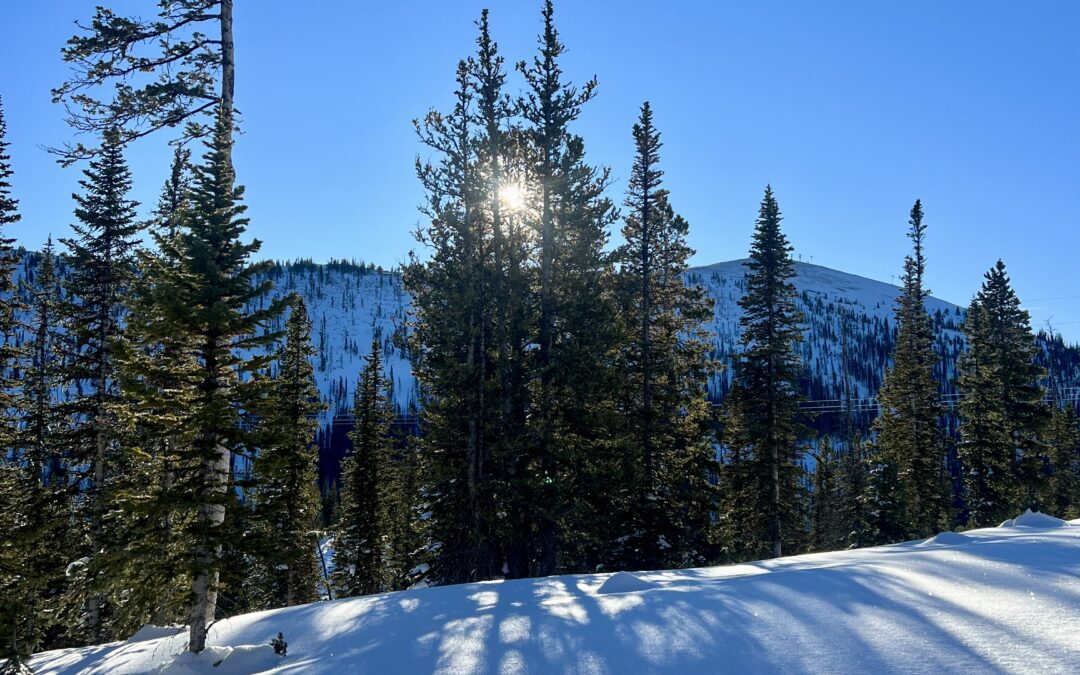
[498,181,526,213]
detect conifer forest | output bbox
[1,2,1079,673]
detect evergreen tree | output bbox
[407,58,502,584]
[721,186,807,560]
[57,128,141,642]
[0,95,20,450]
[810,436,845,551]
[53,0,237,163]
[0,98,23,661]
[1044,405,1080,519]
[1,240,68,661]
[469,9,535,580]
[109,146,199,633]
[334,335,399,596]
[957,261,1050,526]
[517,0,621,577]
[131,111,284,653]
[870,200,949,541]
[612,102,716,570]
[251,295,325,608]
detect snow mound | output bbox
[917,531,972,547]
[150,644,279,675]
[126,624,187,644]
[596,571,656,594]
[999,509,1068,529]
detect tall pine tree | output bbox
[517,0,621,576]
[957,261,1050,526]
[57,128,141,642]
[721,186,807,560]
[612,102,716,570]
[869,200,949,541]
[250,295,325,608]
[334,335,399,596]
[132,111,285,652]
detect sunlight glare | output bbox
[498,181,526,213]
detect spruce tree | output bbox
[612,102,716,570]
[251,295,325,608]
[0,96,20,450]
[334,335,399,596]
[1,242,67,662]
[132,111,284,653]
[957,261,1050,526]
[722,186,807,560]
[53,0,237,163]
[109,147,200,633]
[870,200,949,541]
[57,128,141,642]
[1045,405,1080,519]
[469,9,535,580]
[810,436,845,551]
[408,58,501,584]
[517,0,621,576]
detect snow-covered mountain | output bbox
[242,258,1077,421]
[26,511,1080,673]
[15,253,1080,463]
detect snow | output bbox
[595,571,655,594]
[149,644,279,675]
[999,508,1068,528]
[125,625,186,644]
[27,514,1080,674]
[916,530,973,547]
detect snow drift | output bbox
[27,516,1080,674]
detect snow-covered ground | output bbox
[28,512,1080,674]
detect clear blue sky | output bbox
[1,1,1078,336]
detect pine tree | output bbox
[517,0,621,576]
[53,0,237,163]
[57,128,141,642]
[870,200,949,541]
[722,186,807,560]
[469,9,535,580]
[810,436,845,551]
[131,111,285,653]
[334,335,399,596]
[1044,405,1080,519]
[957,261,1050,526]
[0,99,24,660]
[1,240,68,662]
[612,102,716,570]
[0,95,21,450]
[407,58,501,584]
[109,147,199,633]
[250,295,325,608]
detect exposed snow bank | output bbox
[916,530,973,546]
[999,509,1069,528]
[595,571,655,594]
[126,625,186,644]
[150,645,279,675]
[29,514,1080,674]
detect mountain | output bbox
[26,512,1080,673]
[15,253,1080,487]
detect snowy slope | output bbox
[28,514,1080,674]
[249,257,972,416]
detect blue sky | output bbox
[1,1,1078,336]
